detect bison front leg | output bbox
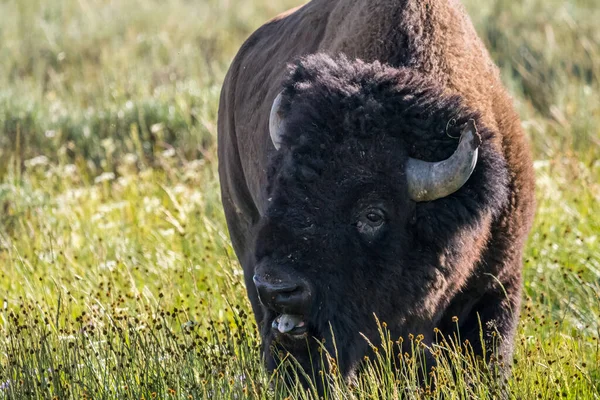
[462,287,521,363]
[441,277,522,397]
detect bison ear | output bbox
[269,92,285,150]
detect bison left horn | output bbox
[269,92,285,150]
[406,119,481,202]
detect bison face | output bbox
[253,145,418,378]
[249,54,505,383]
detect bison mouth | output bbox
[271,314,308,339]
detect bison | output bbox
[217,0,535,389]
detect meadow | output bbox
[0,0,599,398]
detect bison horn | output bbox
[406,119,481,202]
[269,92,285,150]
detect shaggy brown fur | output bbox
[218,0,535,388]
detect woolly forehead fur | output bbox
[278,53,474,149]
[269,55,499,187]
[263,54,510,244]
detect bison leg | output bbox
[459,277,522,367]
[440,277,521,398]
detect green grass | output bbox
[0,0,599,398]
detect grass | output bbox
[0,0,599,398]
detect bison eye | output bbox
[366,212,383,224]
[356,208,386,239]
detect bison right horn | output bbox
[269,92,285,150]
[406,119,481,202]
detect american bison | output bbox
[217,0,535,388]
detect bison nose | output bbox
[253,274,311,314]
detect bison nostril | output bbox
[259,283,300,299]
[253,274,309,313]
[254,275,298,292]
[274,287,301,302]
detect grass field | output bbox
[0,0,599,398]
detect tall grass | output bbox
[0,0,599,398]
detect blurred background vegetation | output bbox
[0,0,598,173]
[0,0,598,398]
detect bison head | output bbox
[252,54,509,384]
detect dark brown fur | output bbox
[217,0,535,388]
